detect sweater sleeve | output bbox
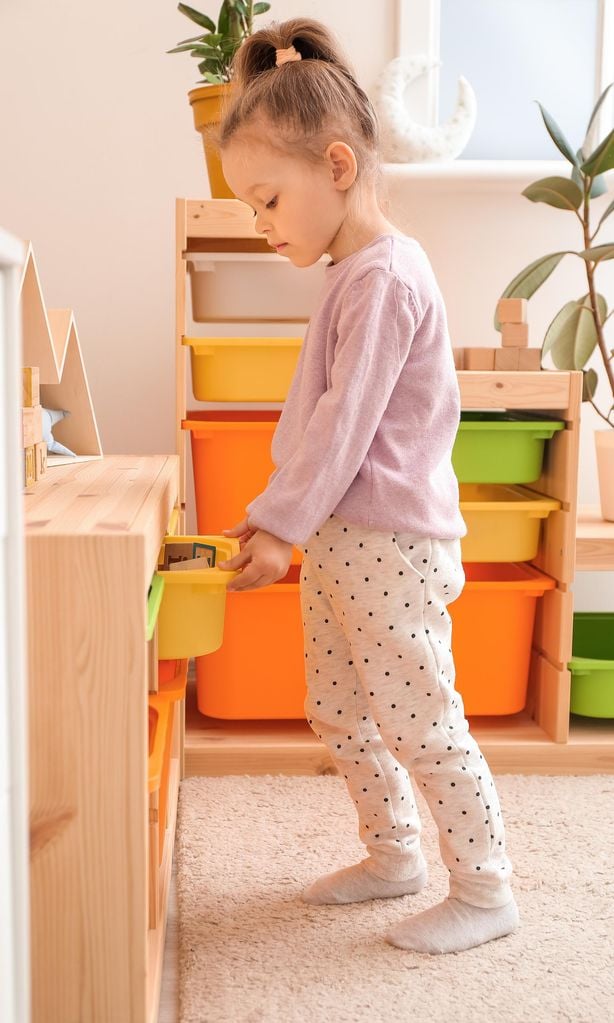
[245,269,420,545]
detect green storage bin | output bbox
[452,412,565,483]
[568,612,614,718]
[146,574,165,641]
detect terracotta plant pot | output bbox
[595,428,614,521]
[188,83,236,198]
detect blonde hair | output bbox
[214,17,383,198]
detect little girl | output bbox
[217,17,519,955]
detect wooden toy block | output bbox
[22,366,40,407]
[22,404,43,448]
[497,297,527,323]
[502,322,529,347]
[452,347,464,369]
[463,347,496,370]
[24,446,36,487]
[494,347,520,371]
[517,347,542,371]
[34,441,47,480]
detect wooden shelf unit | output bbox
[575,504,614,571]
[176,197,614,776]
[25,455,180,1023]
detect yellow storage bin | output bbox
[156,535,240,658]
[184,336,303,402]
[459,483,560,562]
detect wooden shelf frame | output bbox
[175,197,613,775]
[25,456,180,1023]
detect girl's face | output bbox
[221,136,351,267]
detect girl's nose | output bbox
[254,211,271,236]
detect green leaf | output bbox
[590,175,608,198]
[494,252,569,331]
[522,176,583,211]
[571,149,588,193]
[577,244,614,264]
[218,0,230,35]
[582,368,599,401]
[178,3,216,32]
[201,71,224,84]
[594,199,614,237]
[535,101,580,167]
[583,82,614,155]
[198,59,220,73]
[167,42,206,53]
[175,33,208,44]
[542,293,607,369]
[190,45,223,58]
[253,2,271,12]
[581,128,614,177]
[234,0,249,15]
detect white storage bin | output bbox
[186,251,328,322]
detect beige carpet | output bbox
[176,773,614,1023]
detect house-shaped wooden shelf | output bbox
[19,241,102,465]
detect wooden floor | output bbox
[183,677,614,776]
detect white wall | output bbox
[1,0,612,607]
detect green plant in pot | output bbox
[496,83,614,520]
[168,0,271,196]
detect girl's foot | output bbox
[385,895,520,954]
[300,858,428,905]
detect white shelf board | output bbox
[381,160,614,191]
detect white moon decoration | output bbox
[372,54,477,163]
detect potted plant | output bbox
[496,82,614,520]
[168,0,270,197]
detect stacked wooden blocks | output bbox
[23,366,47,486]
[454,297,543,371]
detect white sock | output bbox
[301,858,428,906]
[385,895,520,954]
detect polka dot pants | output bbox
[297,514,514,910]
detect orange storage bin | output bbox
[450,562,556,715]
[182,410,302,566]
[158,658,188,701]
[148,693,174,863]
[196,561,555,721]
[195,563,306,719]
[153,661,187,859]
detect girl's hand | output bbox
[219,519,293,591]
[221,517,257,550]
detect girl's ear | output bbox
[326,141,357,191]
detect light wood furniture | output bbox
[575,504,614,570]
[176,197,614,776]
[26,455,180,1023]
[19,242,103,464]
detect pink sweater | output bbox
[246,233,468,546]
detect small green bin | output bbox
[452,412,565,483]
[568,612,614,718]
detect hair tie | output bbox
[275,45,302,67]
